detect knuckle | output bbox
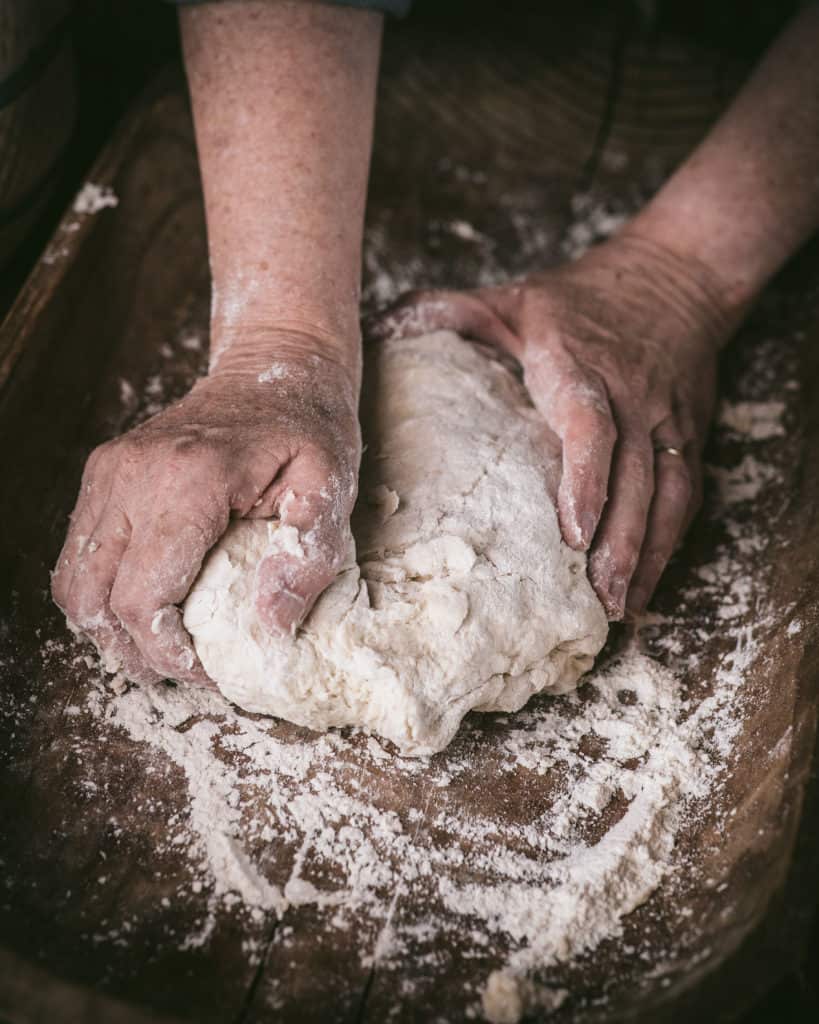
[111,434,151,480]
[83,446,104,478]
[109,590,144,631]
[112,431,143,458]
[51,571,69,609]
[64,591,102,631]
[90,438,117,464]
[561,373,613,422]
[54,573,86,619]
[593,411,617,448]
[665,463,693,505]
[577,368,608,400]
[81,440,114,484]
[167,431,219,461]
[184,508,228,548]
[570,388,612,423]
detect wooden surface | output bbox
[1,8,818,1023]
[0,0,75,268]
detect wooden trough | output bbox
[1,8,818,1022]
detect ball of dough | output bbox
[183,331,607,755]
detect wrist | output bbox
[617,209,755,338]
[589,227,738,351]
[207,321,362,391]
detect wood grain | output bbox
[0,0,75,267]
[0,9,817,1023]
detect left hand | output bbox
[52,333,361,686]
[366,233,731,619]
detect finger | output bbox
[588,427,655,620]
[680,449,704,537]
[673,403,706,538]
[255,462,354,636]
[364,288,521,356]
[521,349,618,552]
[52,445,115,604]
[551,381,617,551]
[53,506,161,685]
[625,448,693,615]
[109,509,227,686]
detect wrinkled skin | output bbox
[367,234,730,618]
[52,338,360,686]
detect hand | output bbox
[52,332,361,685]
[367,234,731,619]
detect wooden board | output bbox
[1,9,818,1023]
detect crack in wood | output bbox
[580,4,635,191]
[356,785,436,1022]
[233,913,280,1024]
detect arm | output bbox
[182,0,380,373]
[626,3,819,324]
[372,5,819,619]
[52,1,382,684]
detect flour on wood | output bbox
[183,331,607,754]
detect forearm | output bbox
[180,0,383,376]
[624,4,819,330]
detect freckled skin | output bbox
[54,2,819,675]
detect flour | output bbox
[22,187,804,1023]
[257,363,289,382]
[707,454,781,503]
[72,182,119,215]
[75,365,789,1018]
[716,400,787,440]
[561,193,635,261]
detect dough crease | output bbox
[183,331,608,755]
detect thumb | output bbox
[364,288,522,358]
[254,461,354,636]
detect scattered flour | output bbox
[717,400,787,440]
[69,320,795,1022]
[258,363,289,383]
[561,193,634,261]
[17,187,805,1023]
[72,182,120,215]
[707,453,781,504]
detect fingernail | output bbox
[264,591,307,636]
[606,578,627,620]
[626,585,649,616]
[580,512,597,550]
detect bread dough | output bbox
[182,331,607,755]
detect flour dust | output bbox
[17,187,808,1022]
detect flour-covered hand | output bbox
[368,234,731,619]
[52,339,360,684]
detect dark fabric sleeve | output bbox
[166,0,411,15]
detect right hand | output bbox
[366,234,728,620]
[52,333,361,686]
